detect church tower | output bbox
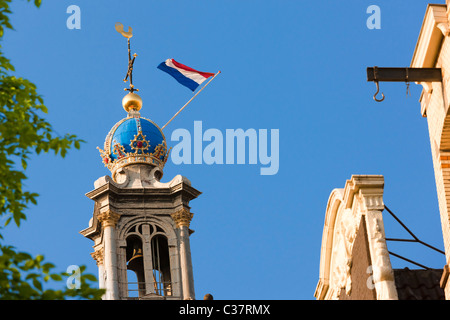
[80,25,201,300]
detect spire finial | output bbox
[115,22,139,93]
[115,22,142,113]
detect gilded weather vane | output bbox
[115,22,138,93]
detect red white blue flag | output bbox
[157,58,215,92]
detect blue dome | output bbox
[108,117,165,161]
[107,117,166,161]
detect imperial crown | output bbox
[97,92,171,179]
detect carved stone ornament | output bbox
[171,208,194,228]
[330,208,359,298]
[97,210,121,228]
[90,247,104,266]
[437,22,450,37]
[371,217,394,283]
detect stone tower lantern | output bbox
[80,91,201,300]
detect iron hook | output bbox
[373,81,385,102]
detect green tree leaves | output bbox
[0,245,104,300]
[0,72,85,228]
[0,0,104,299]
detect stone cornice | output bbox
[411,4,447,69]
[342,175,384,210]
[85,180,201,202]
[79,203,101,240]
[411,5,448,117]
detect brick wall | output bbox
[421,32,450,298]
[339,218,377,300]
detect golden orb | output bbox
[122,92,143,112]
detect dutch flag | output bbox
[157,58,215,92]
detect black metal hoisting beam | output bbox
[367,67,442,102]
[367,67,442,83]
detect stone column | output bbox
[141,224,156,295]
[97,210,121,300]
[91,248,105,298]
[358,186,398,300]
[172,208,195,300]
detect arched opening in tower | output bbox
[126,235,145,297]
[151,235,172,296]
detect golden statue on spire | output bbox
[115,22,142,113]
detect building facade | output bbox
[411,1,450,298]
[315,175,444,300]
[316,1,450,300]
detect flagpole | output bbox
[161,70,221,130]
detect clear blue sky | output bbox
[1,0,446,299]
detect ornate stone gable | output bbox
[315,175,398,300]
